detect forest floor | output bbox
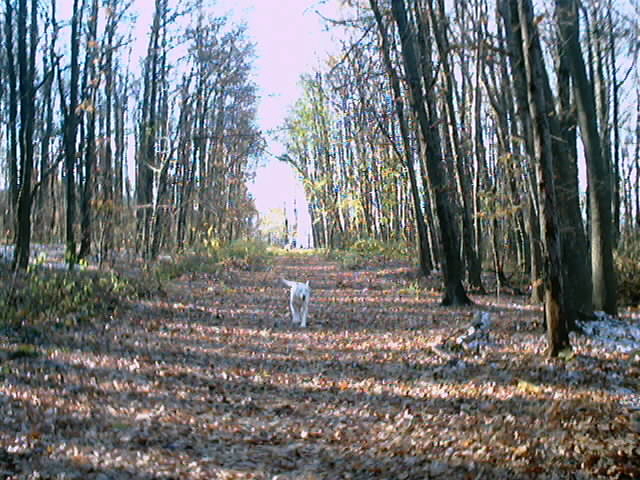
[0,251,639,479]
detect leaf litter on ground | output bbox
[0,252,638,479]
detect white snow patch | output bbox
[456,311,492,352]
[0,244,75,270]
[0,245,14,263]
[577,311,640,354]
[574,312,640,410]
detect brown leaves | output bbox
[0,254,638,478]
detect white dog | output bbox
[281,278,311,327]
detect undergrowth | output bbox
[0,265,138,342]
[328,238,410,270]
[0,239,274,341]
[268,246,317,257]
[615,239,640,306]
[151,254,221,282]
[206,238,273,270]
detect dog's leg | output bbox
[300,300,308,328]
[290,297,299,324]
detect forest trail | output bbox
[169,252,444,332]
[1,253,638,479]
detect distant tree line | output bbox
[281,0,640,355]
[0,0,262,268]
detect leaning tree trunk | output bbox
[508,0,570,356]
[553,0,593,322]
[390,0,471,306]
[556,0,617,315]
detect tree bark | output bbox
[522,0,571,355]
[553,0,593,321]
[607,2,621,244]
[78,0,99,260]
[61,0,82,267]
[370,0,431,277]
[137,0,165,258]
[501,0,571,355]
[555,0,617,315]
[13,0,38,270]
[390,0,471,306]
[428,0,484,292]
[4,0,18,220]
[99,0,118,263]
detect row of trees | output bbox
[282,0,639,355]
[1,0,262,268]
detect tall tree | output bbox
[553,0,593,319]
[97,0,120,262]
[78,0,99,260]
[390,0,471,305]
[556,0,617,315]
[4,0,18,219]
[427,0,484,292]
[137,0,168,258]
[13,0,38,270]
[370,0,431,276]
[502,0,570,356]
[59,0,82,266]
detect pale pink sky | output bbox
[63,0,341,246]
[218,0,343,245]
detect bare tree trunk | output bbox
[60,0,82,267]
[428,0,484,292]
[497,5,545,303]
[635,89,640,229]
[556,0,617,315]
[370,0,431,277]
[520,0,570,355]
[13,0,38,270]
[79,113,95,260]
[78,0,99,260]
[151,79,185,260]
[526,198,544,302]
[553,0,593,321]
[390,0,471,306]
[607,1,621,244]
[150,154,172,259]
[137,0,166,258]
[4,0,19,224]
[36,22,56,242]
[114,63,129,254]
[99,0,118,264]
[502,0,571,356]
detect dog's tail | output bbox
[281,278,295,288]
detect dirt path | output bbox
[0,254,637,479]
[175,253,442,331]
